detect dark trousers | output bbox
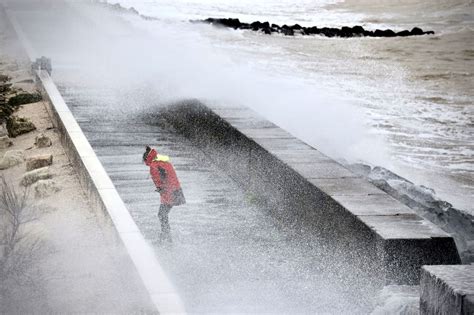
[158,204,173,236]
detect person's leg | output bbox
[158,204,172,239]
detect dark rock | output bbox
[397,30,411,37]
[305,26,319,35]
[251,21,263,29]
[320,27,339,37]
[424,31,435,35]
[411,27,424,36]
[6,116,36,138]
[262,27,272,35]
[352,25,365,34]
[198,17,434,38]
[292,24,302,30]
[282,28,294,36]
[383,29,396,37]
[224,18,241,29]
[374,29,385,37]
[373,29,396,37]
[204,18,241,29]
[8,93,42,107]
[0,103,14,121]
[340,26,354,37]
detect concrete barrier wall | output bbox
[420,265,474,314]
[163,101,461,285]
[4,7,185,314]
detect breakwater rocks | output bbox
[200,18,435,38]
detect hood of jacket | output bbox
[145,148,170,166]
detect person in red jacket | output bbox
[143,146,185,241]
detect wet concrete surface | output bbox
[58,84,375,313]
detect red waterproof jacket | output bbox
[145,149,185,206]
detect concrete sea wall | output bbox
[420,265,474,314]
[163,101,461,285]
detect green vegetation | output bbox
[7,93,42,108]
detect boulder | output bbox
[7,92,42,108]
[305,26,319,35]
[32,179,61,198]
[0,135,13,149]
[320,27,339,37]
[34,133,52,148]
[397,30,411,37]
[411,27,424,36]
[282,28,294,36]
[6,116,36,138]
[340,26,354,37]
[26,154,53,171]
[262,27,272,35]
[0,150,24,170]
[20,167,52,186]
[250,21,263,29]
[352,25,365,35]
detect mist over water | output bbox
[109,0,474,212]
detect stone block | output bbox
[26,154,53,171]
[163,100,462,285]
[334,194,415,216]
[420,265,474,314]
[21,166,52,186]
[291,161,358,179]
[308,177,383,196]
[34,133,52,148]
[0,149,23,170]
[6,116,36,137]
